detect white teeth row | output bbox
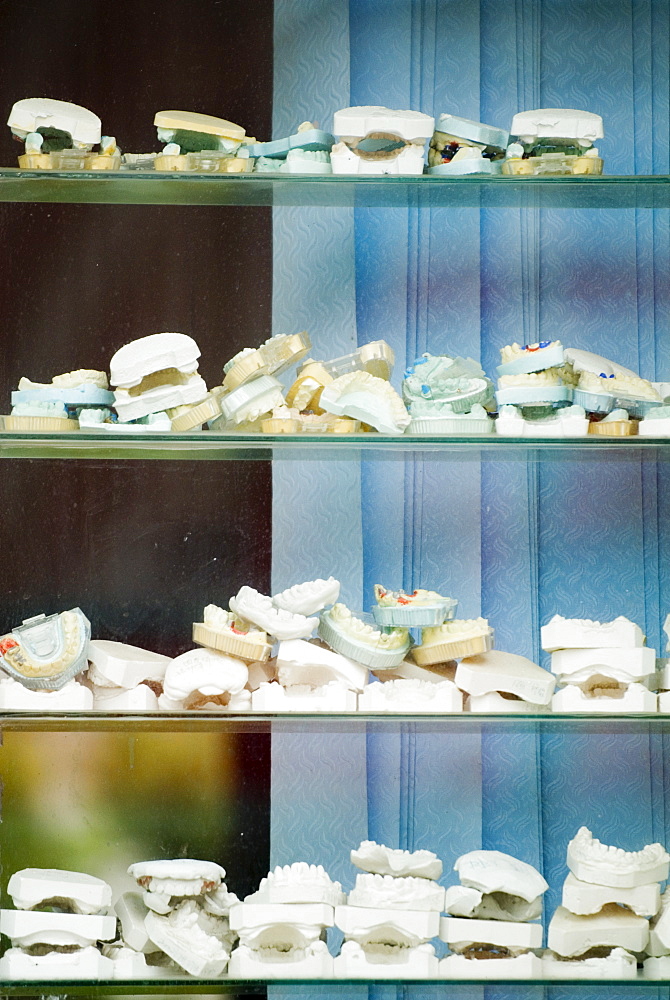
[266,863,334,885]
[572,826,669,865]
[498,369,563,387]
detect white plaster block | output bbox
[466,692,549,713]
[551,646,656,681]
[439,916,542,952]
[643,955,670,978]
[0,677,92,711]
[228,941,334,979]
[0,945,113,980]
[567,826,670,887]
[276,638,368,691]
[230,901,334,930]
[543,947,637,979]
[552,683,657,713]
[8,868,112,915]
[547,904,649,957]
[358,678,462,712]
[92,684,159,711]
[347,873,445,911]
[456,650,555,705]
[334,940,438,978]
[351,840,442,880]
[562,871,660,917]
[335,905,439,946]
[110,332,200,388]
[0,909,116,948]
[251,681,357,712]
[88,639,170,688]
[115,892,153,953]
[541,615,644,652]
[455,850,548,902]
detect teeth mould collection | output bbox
[3,830,668,981]
[0,596,667,714]
[2,331,667,436]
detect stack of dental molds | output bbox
[403,353,494,434]
[125,859,235,977]
[502,109,604,176]
[153,110,253,173]
[495,340,577,432]
[440,850,547,978]
[334,841,443,978]
[545,827,669,979]
[251,122,335,175]
[542,615,657,712]
[7,97,120,170]
[0,869,115,980]
[427,114,509,176]
[109,333,210,427]
[331,106,434,176]
[455,649,555,713]
[87,639,171,711]
[4,369,114,432]
[228,863,343,978]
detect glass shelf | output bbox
[0,169,669,208]
[1,712,668,734]
[0,430,668,461]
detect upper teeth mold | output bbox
[0,609,90,691]
[351,841,442,880]
[497,341,564,376]
[348,874,446,911]
[128,858,226,896]
[192,604,272,662]
[411,618,493,666]
[372,586,457,628]
[319,371,410,434]
[272,577,341,616]
[567,827,670,888]
[223,332,311,391]
[318,604,410,669]
[541,614,645,651]
[110,332,200,389]
[402,353,493,412]
[246,863,345,907]
[7,869,112,916]
[230,586,318,640]
[454,850,548,903]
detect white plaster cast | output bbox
[275,638,368,691]
[497,341,565,376]
[114,374,208,422]
[0,909,116,948]
[351,841,442,880]
[251,681,357,712]
[358,678,462,712]
[372,586,456,628]
[246,657,276,690]
[128,858,225,897]
[115,892,154,953]
[272,577,341,616]
[335,905,439,947]
[230,586,318,640]
[92,684,159,712]
[335,940,439,979]
[455,850,548,902]
[456,650,555,705]
[214,375,286,426]
[562,871,661,917]
[229,902,333,951]
[443,885,542,923]
[110,333,200,388]
[465,692,549,713]
[543,947,637,980]
[648,887,670,955]
[552,683,657,713]
[643,955,670,978]
[372,658,457,685]
[87,639,170,688]
[8,98,101,146]
[223,331,311,391]
[330,143,428,174]
[411,619,493,665]
[228,940,334,979]
[551,646,656,681]
[334,106,434,141]
[245,863,344,907]
[567,826,669,888]
[547,903,649,957]
[0,677,93,711]
[103,944,174,979]
[439,916,542,953]
[8,868,112,915]
[319,371,410,433]
[440,952,543,979]
[142,890,172,914]
[162,647,248,705]
[348,874,445,911]
[511,108,604,142]
[319,605,409,669]
[0,945,113,980]
[658,690,670,713]
[144,902,230,977]
[202,884,240,917]
[541,614,645,651]
[495,404,588,438]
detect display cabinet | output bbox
[0,0,669,996]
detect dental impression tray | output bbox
[319,372,410,433]
[223,332,312,391]
[0,609,90,690]
[319,604,410,668]
[372,585,457,627]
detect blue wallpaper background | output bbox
[271,0,670,991]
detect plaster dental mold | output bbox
[428,113,507,175]
[440,951,543,978]
[8,869,112,915]
[192,605,272,662]
[358,677,463,713]
[13,371,113,408]
[260,405,301,433]
[272,577,341,616]
[332,106,433,175]
[504,108,604,176]
[495,370,573,407]
[372,585,457,628]
[0,677,93,711]
[455,849,549,904]
[563,347,638,379]
[0,945,113,980]
[245,657,277,691]
[104,945,173,979]
[228,940,334,978]
[285,371,331,412]
[643,955,670,978]
[498,340,565,377]
[351,841,443,880]
[443,884,541,923]
[223,332,312,391]
[347,874,445,911]
[229,901,334,949]
[230,585,318,640]
[0,909,116,949]
[372,657,457,685]
[439,915,542,953]
[647,889,670,955]
[211,375,286,427]
[561,871,661,918]
[318,604,410,669]
[113,372,208,422]
[115,892,154,952]
[578,369,662,408]
[275,638,368,691]
[128,858,226,898]
[0,608,90,691]
[547,903,649,957]
[455,649,555,705]
[543,947,637,980]
[640,406,670,436]
[144,901,230,977]
[402,353,492,412]
[4,411,78,432]
[335,905,440,947]
[335,940,438,978]
[245,863,345,907]
[587,409,636,436]
[566,826,670,888]
[168,393,222,431]
[550,645,656,684]
[87,639,170,688]
[408,402,494,435]
[541,615,645,652]
[251,680,357,712]
[8,98,101,150]
[203,884,240,918]
[162,647,248,708]
[78,410,172,433]
[300,340,395,382]
[495,404,589,438]
[334,106,434,142]
[92,684,159,711]
[411,619,494,666]
[110,332,201,389]
[319,371,410,433]
[154,109,249,159]
[552,682,658,712]
[428,147,502,176]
